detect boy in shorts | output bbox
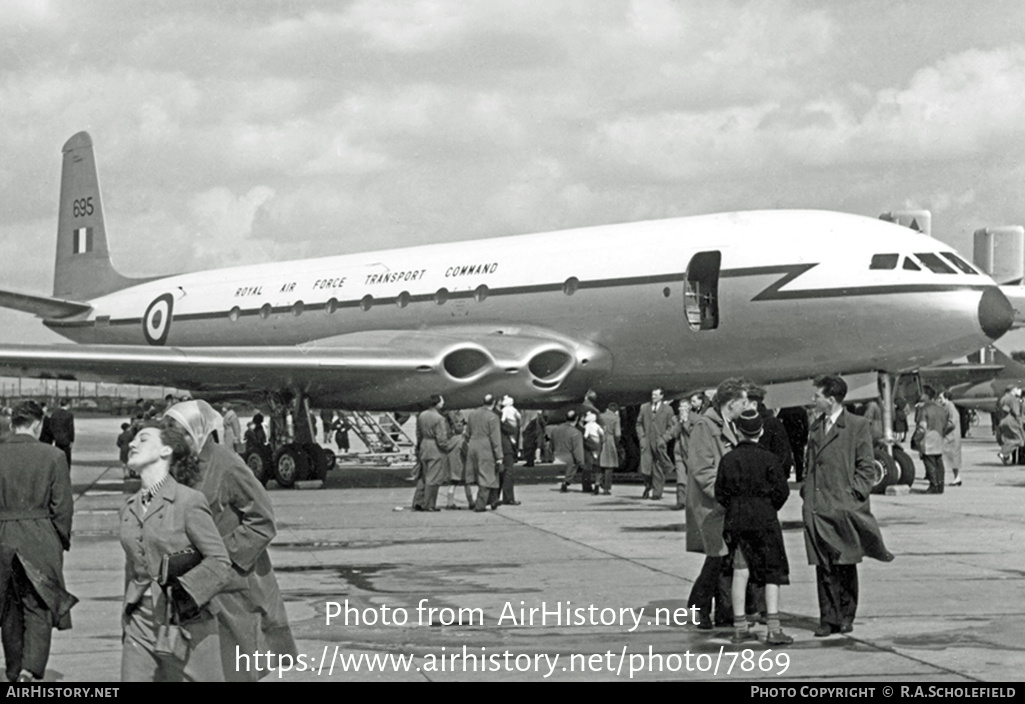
[715,408,793,645]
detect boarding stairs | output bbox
[337,410,416,466]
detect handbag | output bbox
[158,547,201,587]
[154,585,192,661]
[910,426,925,452]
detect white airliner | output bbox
[0,133,1014,412]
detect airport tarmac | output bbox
[24,418,1025,682]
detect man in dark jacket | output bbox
[47,400,75,471]
[745,385,793,475]
[0,401,75,682]
[804,376,894,637]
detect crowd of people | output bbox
[0,372,993,679]
[401,376,905,646]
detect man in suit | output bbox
[635,388,677,500]
[914,385,949,494]
[465,395,503,512]
[47,400,75,471]
[0,401,74,682]
[412,395,458,512]
[803,375,894,637]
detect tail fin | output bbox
[54,132,138,300]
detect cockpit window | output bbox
[940,252,979,275]
[902,256,921,271]
[914,252,957,274]
[870,254,899,270]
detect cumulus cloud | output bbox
[5,0,1025,348]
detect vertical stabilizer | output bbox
[54,132,137,299]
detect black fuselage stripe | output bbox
[43,266,991,328]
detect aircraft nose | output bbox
[979,286,1015,339]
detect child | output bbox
[714,408,793,646]
[582,411,604,494]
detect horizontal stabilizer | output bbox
[0,289,92,319]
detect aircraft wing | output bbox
[0,289,92,319]
[917,362,1006,389]
[0,326,612,409]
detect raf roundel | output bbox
[143,293,174,346]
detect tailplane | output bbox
[54,132,138,300]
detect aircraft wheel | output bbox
[244,446,272,486]
[273,445,308,488]
[321,448,336,472]
[870,448,899,494]
[307,445,330,481]
[891,445,916,486]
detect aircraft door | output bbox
[684,251,721,331]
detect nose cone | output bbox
[979,286,1015,340]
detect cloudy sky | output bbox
[4,0,1025,346]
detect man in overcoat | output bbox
[465,395,503,512]
[938,389,962,486]
[803,375,894,637]
[914,385,949,494]
[552,411,586,492]
[635,388,677,500]
[412,395,459,511]
[997,385,1023,463]
[0,401,75,682]
[686,378,748,628]
[164,401,297,681]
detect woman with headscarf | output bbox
[120,422,231,681]
[163,400,297,681]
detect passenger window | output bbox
[902,257,921,271]
[870,254,899,270]
[914,252,957,274]
[940,252,978,275]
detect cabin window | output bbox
[396,291,410,308]
[684,251,721,331]
[940,252,978,275]
[902,257,921,271]
[292,301,304,316]
[435,288,449,305]
[870,254,899,270]
[474,285,489,303]
[915,252,956,274]
[228,306,241,322]
[325,298,338,314]
[259,303,272,320]
[360,295,374,312]
[563,277,579,296]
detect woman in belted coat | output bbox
[164,401,297,681]
[120,424,232,681]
